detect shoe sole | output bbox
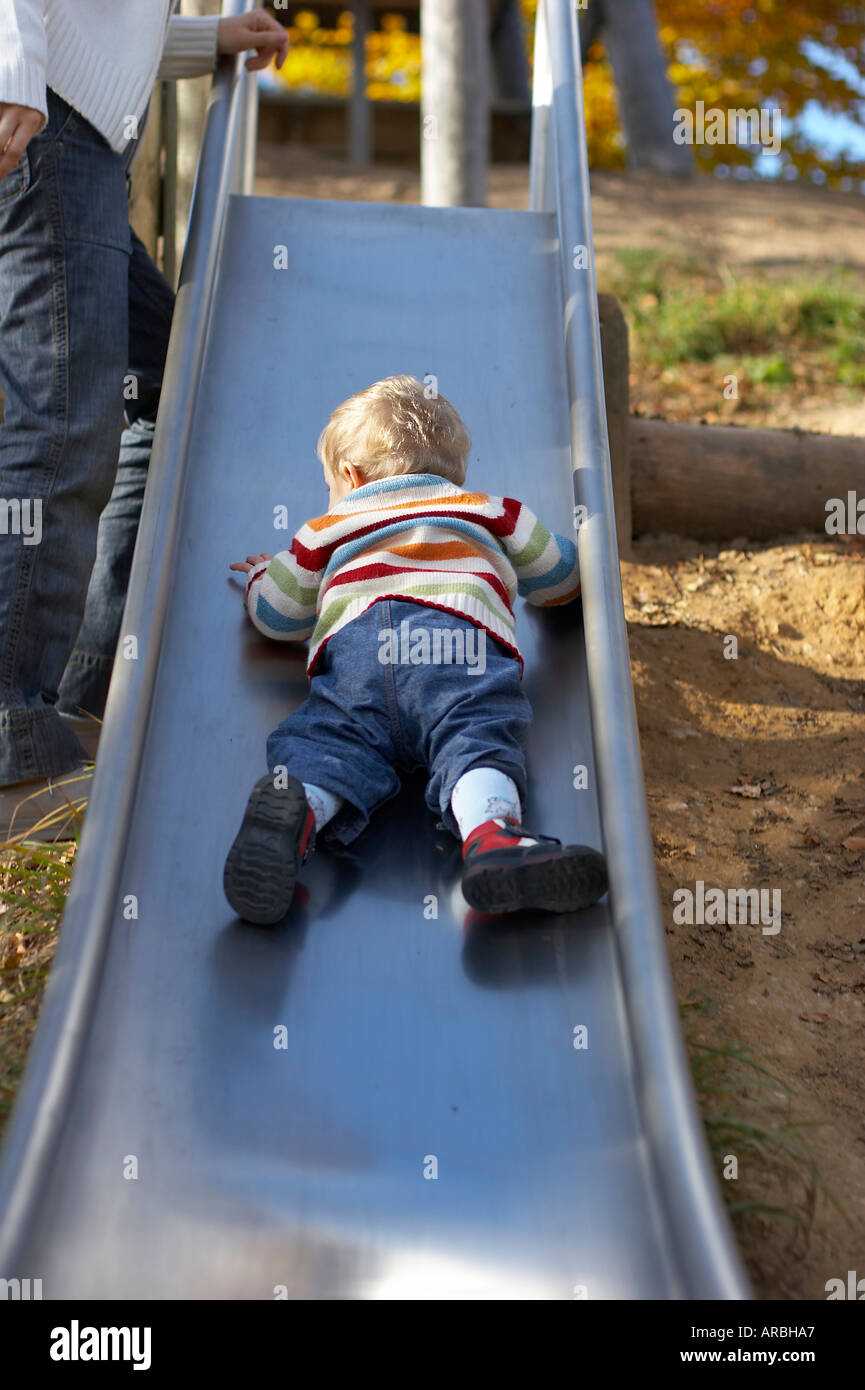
[223,774,308,925]
[462,847,608,915]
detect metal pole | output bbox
[349,0,372,165]
[163,80,179,287]
[421,0,489,207]
[528,0,552,212]
[236,36,259,194]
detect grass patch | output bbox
[681,993,839,1295]
[599,246,865,390]
[0,841,77,1140]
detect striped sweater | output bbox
[245,473,580,675]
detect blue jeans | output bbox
[0,91,174,785]
[267,599,533,844]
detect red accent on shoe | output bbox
[461,816,540,861]
[461,816,608,916]
[297,805,316,861]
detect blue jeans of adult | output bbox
[0,90,174,786]
[266,598,533,845]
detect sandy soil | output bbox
[625,533,865,1299]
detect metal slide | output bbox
[0,0,751,1298]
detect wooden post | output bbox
[173,0,222,285]
[128,85,164,264]
[350,0,372,165]
[630,418,865,540]
[598,294,631,558]
[421,0,490,207]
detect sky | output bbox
[748,40,865,187]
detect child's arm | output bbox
[499,500,581,607]
[230,539,323,642]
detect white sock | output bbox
[302,782,343,832]
[451,768,522,841]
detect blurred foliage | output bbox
[271,9,421,102]
[268,1,865,189]
[654,0,865,187]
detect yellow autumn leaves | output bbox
[268,3,625,167]
[273,11,422,102]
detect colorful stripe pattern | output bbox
[246,474,580,674]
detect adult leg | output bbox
[0,93,131,786]
[58,229,175,719]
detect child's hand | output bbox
[230,553,273,575]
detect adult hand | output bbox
[0,103,44,182]
[230,553,274,575]
[217,9,288,72]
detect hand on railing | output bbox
[217,9,289,72]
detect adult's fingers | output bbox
[0,108,24,181]
[245,48,281,73]
[246,10,289,69]
[0,105,41,182]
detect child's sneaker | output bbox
[461,817,608,915]
[223,774,315,925]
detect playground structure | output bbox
[0,0,751,1298]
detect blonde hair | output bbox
[317,375,471,485]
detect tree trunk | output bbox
[489,0,530,103]
[421,0,490,207]
[601,0,693,176]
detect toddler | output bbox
[225,376,607,924]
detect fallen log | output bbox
[629,417,865,541]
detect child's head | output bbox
[318,375,471,506]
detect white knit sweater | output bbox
[0,1,219,154]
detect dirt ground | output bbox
[626,534,865,1298]
[253,148,865,1297]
